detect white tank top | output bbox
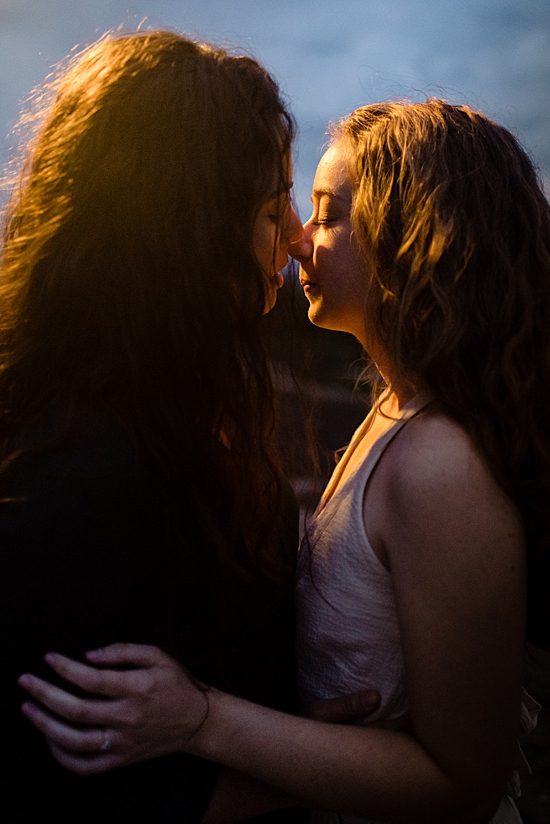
[295,393,524,824]
[296,393,432,721]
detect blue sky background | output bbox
[1,0,549,214]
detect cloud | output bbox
[0,0,548,210]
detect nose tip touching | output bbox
[289,216,311,263]
[287,205,303,244]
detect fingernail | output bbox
[86,648,104,660]
[21,702,35,716]
[18,674,33,688]
[44,652,59,665]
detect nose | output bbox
[289,218,313,263]
[286,205,303,244]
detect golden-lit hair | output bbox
[334,100,550,646]
[0,30,296,679]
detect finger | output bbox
[47,739,120,776]
[86,643,167,668]
[21,701,109,753]
[18,674,117,725]
[42,652,133,697]
[305,689,381,723]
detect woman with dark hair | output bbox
[19,100,550,822]
[0,28,310,823]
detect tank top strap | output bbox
[357,390,435,484]
[318,391,434,517]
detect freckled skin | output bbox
[17,144,528,824]
[290,145,368,344]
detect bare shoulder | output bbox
[366,405,527,799]
[384,405,513,510]
[367,404,524,565]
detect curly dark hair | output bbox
[333,100,550,647]
[0,30,296,671]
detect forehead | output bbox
[313,144,352,200]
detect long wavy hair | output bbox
[0,31,296,676]
[333,100,550,647]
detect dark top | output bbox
[1,407,305,823]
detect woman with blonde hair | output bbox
[19,100,550,823]
[1,28,310,823]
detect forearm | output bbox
[201,767,301,824]
[189,690,496,823]
[17,644,512,823]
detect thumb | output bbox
[305,689,381,724]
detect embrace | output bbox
[2,28,549,824]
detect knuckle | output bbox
[141,674,154,693]
[121,705,140,726]
[135,673,155,698]
[86,671,105,692]
[72,704,91,724]
[82,734,101,753]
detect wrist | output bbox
[185,684,212,747]
[184,688,239,762]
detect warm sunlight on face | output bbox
[290,144,368,343]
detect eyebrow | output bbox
[312,188,349,202]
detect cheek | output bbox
[312,228,351,272]
[255,228,275,272]
[312,241,336,274]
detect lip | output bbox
[300,278,316,291]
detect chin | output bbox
[307,302,321,325]
[307,304,334,331]
[263,293,277,314]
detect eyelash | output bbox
[313,217,336,226]
[268,195,291,224]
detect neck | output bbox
[357,330,423,410]
[367,352,419,411]
[391,379,419,410]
